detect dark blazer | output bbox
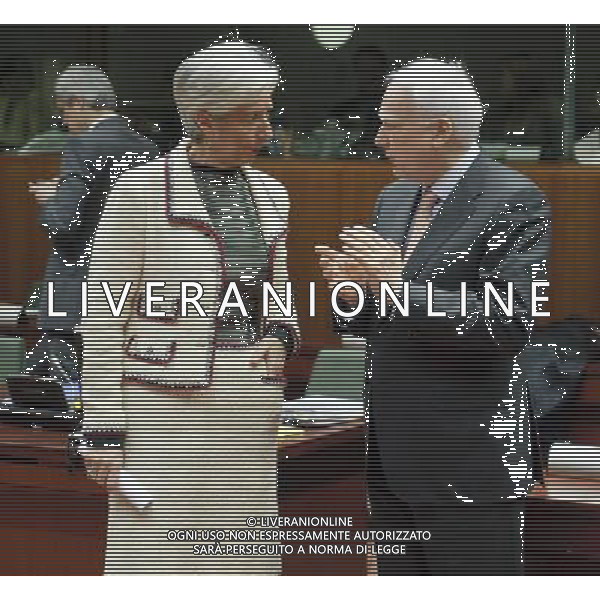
[38,115,159,331]
[336,155,551,504]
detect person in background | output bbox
[78,41,300,574]
[17,122,68,153]
[25,64,159,384]
[328,45,388,158]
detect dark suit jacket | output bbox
[336,155,551,504]
[38,115,159,331]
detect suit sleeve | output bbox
[331,189,386,338]
[332,292,379,338]
[384,185,551,357]
[41,135,159,264]
[68,140,159,261]
[79,172,146,433]
[39,140,90,234]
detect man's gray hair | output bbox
[387,58,484,142]
[53,64,117,109]
[174,40,280,138]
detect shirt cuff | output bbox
[265,322,300,358]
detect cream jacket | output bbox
[80,140,300,431]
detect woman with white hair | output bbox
[79,41,300,575]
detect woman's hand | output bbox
[80,446,125,492]
[249,335,287,380]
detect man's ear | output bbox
[432,118,454,147]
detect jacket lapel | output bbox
[374,181,420,246]
[241,167,284,246]
[165,141,283,245]
[165,139,211,225]
[402,156,487,279]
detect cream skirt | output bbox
[103,345,284,575]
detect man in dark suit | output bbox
[317,58,551,575]
[26,65,159,381]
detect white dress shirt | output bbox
[87,112,118,132]
[375,144,481,313]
